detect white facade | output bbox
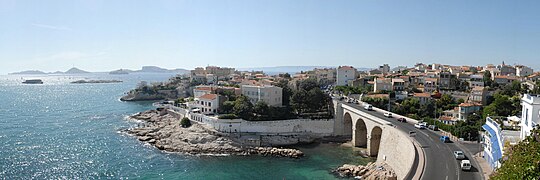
[336,66,357,86]
[516,65,533,77]
[195,94,220,114]
[241,85,283,106]
[521,94,540,140]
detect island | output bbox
[71,80,123,84]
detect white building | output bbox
[241,85,283,106]
[196,94,220,114]
[336,66,357,86]
[516,65,533,77]
[372,77,392,92]
[521,94,540,140]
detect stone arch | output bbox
[354,118,368,147]
[343,112,353,136]
[370,126,383,156]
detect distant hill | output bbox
[64,67,90,74]
[133,66,189,74]
[9,70,47,75]
[237,66,334,75]
[109,69,133,75]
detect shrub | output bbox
[180,117,191,128]
[218,114,238,119]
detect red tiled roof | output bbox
[458,103,481,107]
[199,94,218,100]
[414,93,431,98]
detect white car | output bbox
[454,151,465,160]
[414,123,425,129]
[364,104,373,111]
[383,112,392,118]
[460,160,471,171]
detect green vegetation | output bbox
[180,117,192,128]
[334,85,371,95]
[492,127,540,180]
[218,114,238,119]
[217,78,332,121]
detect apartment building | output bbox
[241,85,283,106]
[336,66,357,86]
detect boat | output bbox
[22,79,44,84]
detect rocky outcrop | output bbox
[246,147,304,158]
[120,93,165,101]
[333,162,397,180]
[124,110,304,158]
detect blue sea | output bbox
[0,73,370,179]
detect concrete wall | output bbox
[161,102,335,135]
[376,126,416,180]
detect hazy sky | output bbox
[1,0,539,74]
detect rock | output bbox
[138,136,152,141]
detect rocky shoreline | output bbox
[333,162,397,180]
[124,110,304,158]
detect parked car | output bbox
[364,104,373,111]
[440,136,450,143]
[454,151,465,160]
[428,125,439,131]
[414,123,425,129]
[383,112,393,118]
[460,160,472,171]
[397,117,406,122]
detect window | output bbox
[525,108,529,126]
[208,102,211,107]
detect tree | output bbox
[492,127,540,179]
[233,95,254,120]
[483,71,493,87]
[419,100,436,118]
[437,94,456,110]
[254,101,269,118]
[180,117,191,128]
[274,80,293,106]
[291,89,309,114]
[220,101,235,114]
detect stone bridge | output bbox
[333,100,391,156]
[332,100,418,180]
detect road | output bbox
[342,101,482,180]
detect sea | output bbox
[0,73,371,179]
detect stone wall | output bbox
[376,126,416,180]
[160,103,335,135]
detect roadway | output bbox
[341,101,482,180]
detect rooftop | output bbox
[199,94,218,100]
[414,93,431,98]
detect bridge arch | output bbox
[354,118,368,147]
[369,126,383,156]
[343,112,353,136]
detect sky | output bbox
[1,0,539,74]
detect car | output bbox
[454,151,465,160]
[409,131,416,137]
[383,112,393,118]
[414,123,425,129]
[440,136,450,143]
[428,125,439,131]
[364,104,373,111]
[460,160,472,171]
[397,117,406,122]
